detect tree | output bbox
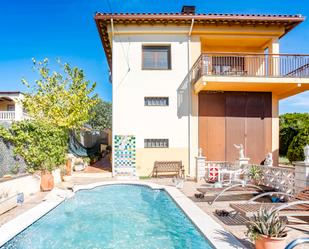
[279,113,309,157]
[88,98,112,130]
[22,58,97,129]
[287,128,309,162]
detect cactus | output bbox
[246,207,287,241]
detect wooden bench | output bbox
[153,161,184,178]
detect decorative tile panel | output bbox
[114,135,136,176]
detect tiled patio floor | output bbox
[1,176,308,248]
[0,192,48,227]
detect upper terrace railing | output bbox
[189,53,309,84]
[245,164,295,194]
[0,111,15,121]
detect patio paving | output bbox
[0,192,48,227]
[0,175,308,248]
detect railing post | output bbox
[294,161,309,193]
[294,145,309,192]
[195,148,206,182]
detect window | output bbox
[144,139,169,148]
[142,45,171,70]
[144,97,169,106]
[212,56,245,76]
[7,104,15,111]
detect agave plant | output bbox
[248,165,263,183]
[246,207,287,241]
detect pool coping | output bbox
[0,181,246,249]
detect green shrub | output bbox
[0,120,68,172]
[279,113,309,156]
[287,128,309,162]
[279,127,298,156]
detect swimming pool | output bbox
[1,184,214,249]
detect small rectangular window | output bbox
[144,139,169,148]
[144,97,169,106]
[142,45,171,70]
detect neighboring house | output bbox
[0,91,26,123]
[95,6,309,177]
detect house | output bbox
[0,91,26,123]
[94,6,309,177]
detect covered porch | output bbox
[0,92,26,122]
[177,52,309,175]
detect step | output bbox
[72,172,113,178]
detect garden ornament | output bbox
[234,144,245,158]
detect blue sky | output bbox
[0,0,308,113]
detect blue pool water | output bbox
[2,185,213,249]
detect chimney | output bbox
[181,6,196,15]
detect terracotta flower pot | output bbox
[255,234,287,249]
[66,159,72,176]
[40,172,54,191]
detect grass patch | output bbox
[139,176,151,180]
[279,156,292,166]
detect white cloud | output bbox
[280,91,309,114]
[289,92,309,107]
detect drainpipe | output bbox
[187,19,194,177]
[111,18,115,177]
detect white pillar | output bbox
[196,156,206,182]
[294,161,309,193]
[236,157,250,167]
[294,145,309,193]
[268,38,280,76]
[14,100,23,121]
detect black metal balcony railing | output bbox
[189,53,309,84]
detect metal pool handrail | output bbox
[285,238,309,249]
[210,183,264,205]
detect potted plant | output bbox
[246,208,287,249]
[248,165,263,185]
[83,157,91,167]
[73,158,85,171]
[40,170,54,191]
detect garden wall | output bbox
[0,138,26,177]
[0,174,40,198]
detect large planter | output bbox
[40,172,54,191]
[255,234,287,249]
[66,159,72,176]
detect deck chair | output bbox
[209,182,264,205]
[230,187,309,217]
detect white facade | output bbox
[111,29,196,176]
[0,92,26,122]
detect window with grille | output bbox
[144,97,169,106]
[144,139,169,148]
[142,45,171,70]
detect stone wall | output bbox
[0,138,26,177]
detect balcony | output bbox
[0,111,15,121]
[189,53,309,98]
[0,111,29,122]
